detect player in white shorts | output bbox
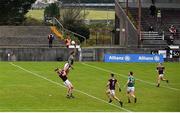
[126,71,137,103]
[106,73,123,107]
[127,86,135,92]
[156,63,169,87]
[55,68,74,98]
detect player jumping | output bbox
[156,63,169,87]
[106,73,123,107]
[55,68,74,98]
[126,71,137,103]
[64,49,76,75]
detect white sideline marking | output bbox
[81,63,180,91]
[10,62,131,112]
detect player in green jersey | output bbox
[126,71,137,103]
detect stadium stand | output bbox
[128,8,180,47]
[0,26,64,47]
[115,0,180,48]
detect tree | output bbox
[0,0,36,25]
[61,7,83,27]
[60,4,90,42]
[68,24,90,42]
[44,3,60,18]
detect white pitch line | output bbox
[81,63,180,91]
[10,62,132,112]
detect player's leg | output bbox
[66,85,73,98]
[127,87,131,103]
[113,95,123,107]
[157,75,161,87]
[130,92,137,103]
[161,76,169,83]
[111,91,123,107]
[64,80,73,98]
[112,95,120,101]
[70,84,74,98]
[130,87,137,103]
[66,85,71,98]
[67,80,74,98]
[106,89,112,103]
[130,89,135,98]
[111,90,120,101]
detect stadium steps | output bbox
[174,39,180,45]
[0,26,51,37]
[0,26,65,47]
[128,8,180,48]
[142,40,168,48]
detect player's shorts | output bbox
[108,89,115,96]
[64,79,72,88]
[127,87,135,93]
[159,74,164,77]
[64,63,71,70]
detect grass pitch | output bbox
[0,62,180,112]
[26,9,45,20]
[85,9,115,20]
[26,9,115,21]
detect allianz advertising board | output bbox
[104,54,164,63]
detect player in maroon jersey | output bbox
[156,63,169,87]
[55,68,74,98]
[106,73,123,107]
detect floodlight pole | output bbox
[138,0,141,48]
[126,0,129,15]
[107,7,109,26]
[125,0,129,46]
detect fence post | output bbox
[140,31,142,40]
[162,31,165,40]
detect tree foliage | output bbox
[61,3,90,42]
[68,24,90,42]
[44,3,60,18]
[61,7,83,27]
[0,0,36,25]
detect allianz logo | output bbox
[109,55,131,61]
[138,56,160,61]
[109,55,160,61]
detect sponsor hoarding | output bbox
[104,54,164,63]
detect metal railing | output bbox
[140,31,164,40]
[52,17,87,45]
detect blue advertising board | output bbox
[104,54,164,63]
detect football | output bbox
[71,40,75,45]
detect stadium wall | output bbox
[0,47,162,61]
[0,48,70,61]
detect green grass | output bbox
[26,9,44,20]
[0,62,180,111]
[26,9,114,20]
[85,9,115,20]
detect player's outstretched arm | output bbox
[74,47,77,56]
[62,70,67,76]
[125,80,129,87]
